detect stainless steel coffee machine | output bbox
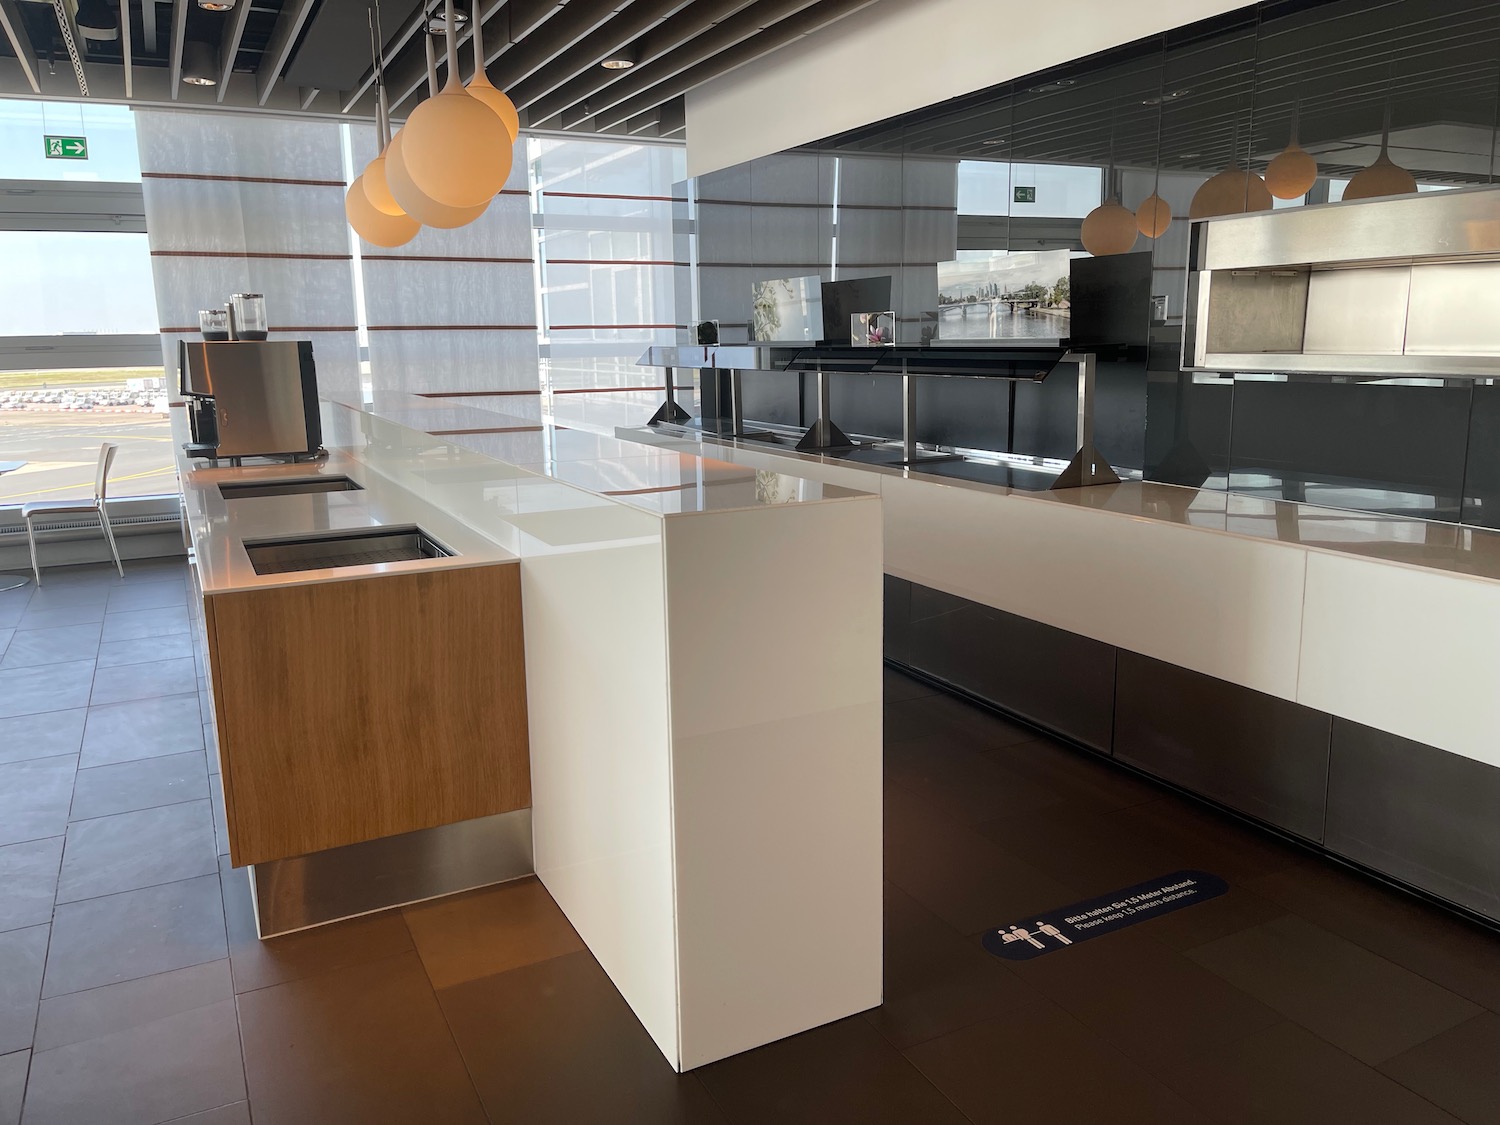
[179,340,324,463]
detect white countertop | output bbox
[173,421,519,595]
[622,426,1500,586]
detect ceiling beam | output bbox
[215,0,252,100]
[340,0,441,113]
[254,0,317,105]
[142,0,161,53]
[167,0,185,99]
[503,0,704,111]
[119,0,132,96]
[593,0,883,132]
[375,0,568,115]
[0,0,39,93]
[526,0,822,128]
[299,85,318,108]
[487,0,623,93]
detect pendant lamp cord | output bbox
[443,0,460,90]
[472,0,485,76]
[366,9,390,149]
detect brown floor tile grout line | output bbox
[1241,868,1500,1019]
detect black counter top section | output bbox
[772,345,1070,381]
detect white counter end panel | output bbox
[521,480,683,1065]
[665,497,884,1070]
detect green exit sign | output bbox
[1014,186,1036,203]
[44,135,88,160]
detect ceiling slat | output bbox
[0,0,39,93]
[120,0,132,97]
[504,0,699,111]
[216,0,252,100]
[254,0,317,106]
[528,0,824,127]
[167,0,186,99]
[590,0,879,132]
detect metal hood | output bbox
[1183,184,1500,378]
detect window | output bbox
[957,161,1103,217]
[0,100,142,182]
[530,136,691,402]
[0,99,170,504]
[0,231,158,335]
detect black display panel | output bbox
[821,277,893,344]
[1069,252,1153,349]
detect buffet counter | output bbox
[172,410,533,937]
[180,397,885,1074]
[619,421,1500,927]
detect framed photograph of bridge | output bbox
[935,248,1072,342]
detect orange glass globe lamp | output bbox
[361,86,407,218]
[1189,164,1273,219]
[390,0,511,213]
[1265,142,1318,200]
[385,130,492,228]
[1080,199,1139,255]
[1136,192,1172,238]
[346,175,419,247]
[464,3,520,144]
[1343,139,1416,201]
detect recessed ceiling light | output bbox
[426,8,468,33]
[1142,89,1191,106]
[982,138,1006,146]
[601,45,636,69]
[1178,151,1202,159]
[1028,78,1076,94]
[198,0,235,10]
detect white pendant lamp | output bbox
[1136,193,1172,238]
[390,0,510,212]
[1265,101,1318,200]
[465,2,520,144]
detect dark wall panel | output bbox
[739,369,802,428]
[912,377,1011,450]
[895,582,1116,752]
[1228,377,1473,521]
[1326,719,1500,921]
[1462,382,1500,529]
[1113,650,1331,841]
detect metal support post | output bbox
[648,364,692,426]
[902,365,917,464]
[1051,351,1122,489]
[795,364,856,452]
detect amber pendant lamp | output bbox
[1081,105,1139,256]
[388,0,510,213]
[345,10,419,247]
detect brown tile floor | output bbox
[0,559,1498,1125]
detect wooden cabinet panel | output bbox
[206,563,529,865]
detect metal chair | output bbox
[23,442,124,587]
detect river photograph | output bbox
[935,248,1074,341]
